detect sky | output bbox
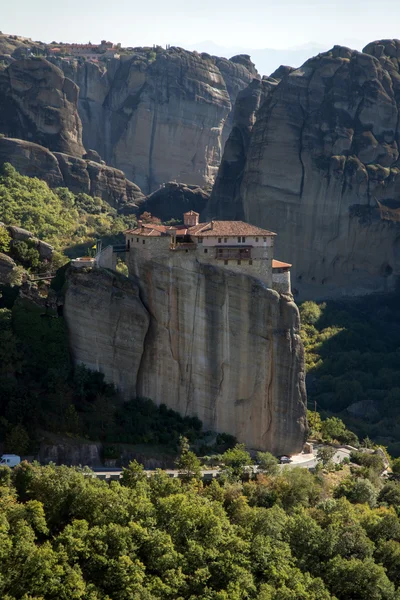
[3,0,400,58]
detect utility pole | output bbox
[313,399,317,431]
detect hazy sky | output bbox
[3,0,400,52]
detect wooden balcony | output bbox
[215,246,252,260]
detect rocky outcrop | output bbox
[54,152,144,209]
[39,441,102,466]
[134,182,210,221]
[59,48,257,193]
[211,42,400,299]
[205,77,278,221]
[7,225,54,260]
[0,58,84,156]
[0,137,144,209]
[0,136,64,188]
[64,255,307,455]
[0,252,17,285]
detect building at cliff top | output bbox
[124,211,292,294]
[67,211,306,455]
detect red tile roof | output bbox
[189,221,276,237]
[272,259,292,269]
[126,224,188,236]
[126,219,276,238]
[184,210,199,216]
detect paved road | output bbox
[91,454,318,480]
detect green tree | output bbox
[175,436,202,482]
[391,457,400,475]
[220,443,252,480]
[325,555,397,600]
[4,424,30,455]
[256,451,279,476]
[0,226,11,253]
[317,446,336,468]
[300,301,324,325]
[321,416,347,442]
[121,460,148,488]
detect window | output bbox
[137,238,139,242]
[237,260,241,265]
[263,237,267,242]
[238,237,241,243]
[142,239,145,244]
[204,249,208,254]
[255,237,259,242]
[218,237,222,243]
[249,259,253,265]
[224,260,228,265]
[242,237,246,243]
[198,237,203,243]
[218,248,223,254]
[224,238,227,243]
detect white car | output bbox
[0,454,21,468]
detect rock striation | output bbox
[0,137,144,209]
[205,77,278,221]
[0,58,85,157]
[64,253,307,455]
[59,48,257,193]
[210,41,400,298]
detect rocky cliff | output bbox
[205,77,278,221]
[135,181,210,220]
[59,48,257,193]
[0,58,85,157]
[64,255,307,455]
[0,137,144,209]
[210,41,400,299]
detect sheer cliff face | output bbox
[212,42,400,299]
[205,77,278,221]
[64,258,307,455]
[61,49,256,194]
[0,58,84,157]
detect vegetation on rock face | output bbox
[0,300,207,454]
[0,163,135,251]
[300,295,400,455]
[0,456,400,599]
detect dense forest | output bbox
[300,297,400,456]
[1,449,400,599]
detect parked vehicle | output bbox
[0,454,21,467]
[279,456,292,464]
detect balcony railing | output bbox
[215,247,252,260]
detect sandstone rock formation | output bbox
[0,137,144,209]
[7,224,54,260]
[59,48,257,193]
[210,41,400,299]
[205,77,278,221]
[64,268,150,398]
[0,58,84,157]
[0,252,17,285]
[64,256,307,455]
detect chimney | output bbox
[138,219,143,231]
